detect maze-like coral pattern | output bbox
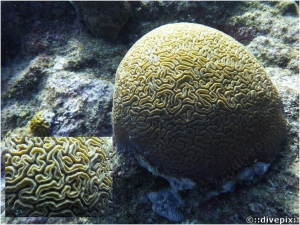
[5,136,113,216]
[113,23,287,178]
[29,111,51,137]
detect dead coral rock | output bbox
[75,1,131,40]
[225,24,257,45]
[275,1,299,16]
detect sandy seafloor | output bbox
[1,1,299,224]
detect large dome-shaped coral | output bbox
[113,23,287,179]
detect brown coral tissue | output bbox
[5,136,113,217]
[113,23,287,180]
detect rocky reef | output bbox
[1,1,299,224]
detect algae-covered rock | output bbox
[74,1,131,40]
[275,1,299,16]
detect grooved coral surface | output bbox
[113,23,287,179]
[4,136,113,217]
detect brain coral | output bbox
[112,23,287,179]
[29,111,51,137]
[5,136,113,216]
